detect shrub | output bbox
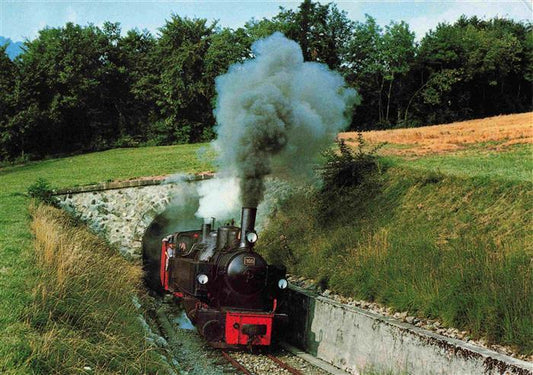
[319,135,382,192]
[316,135,385,224]
[27,178,56,206]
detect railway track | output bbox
[222,350,306,375]
[152,298,332,375]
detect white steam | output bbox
[195,177,240,221]
[211,32,358,208]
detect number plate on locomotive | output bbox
[244,256,256,266]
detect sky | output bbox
[0,0,531,42]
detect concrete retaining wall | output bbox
[285,285,532,375]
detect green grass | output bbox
[1,143,213,192]
[0,144,212,373]
[387,143,533,182]
[258,152,532,354]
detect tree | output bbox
[154,15,217,143]
[245,17,289,41]
[0,47,23,160]
[0,45,15,125]
[415,16,531,124]
[204,27,250,139]
[0,45,15,118]
[381,21,415,124]
[344,16,416,128]
[343,16,386,128]
[116,28,159,144]
[275,0,353,69]
[12,23,121,156]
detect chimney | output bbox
[201,222,211,243]
[239,207,257,249]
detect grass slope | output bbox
[391,143,532,182]
[29,204,166,373]
[0,144,212,373]
[258,143,532,354]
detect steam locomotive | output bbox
[158,207,288,347]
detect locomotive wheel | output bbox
[202,320,223,342]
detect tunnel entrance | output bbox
[142,189,202,291]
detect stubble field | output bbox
[340,112,533,156]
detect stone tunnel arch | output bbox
[54,174,213,260]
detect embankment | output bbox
[258,164,532,356]
[26,204,170,373]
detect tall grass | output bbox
[27,203,168,373]
[258,166,532,354]
[0,143,211,372]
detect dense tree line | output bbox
[0,0,531,162]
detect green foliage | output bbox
[155,15,216,144]
[275,0,354,69]
[150,16,250,145]
[0,45,17,161]
[0,2,531,162]
[7,22,129,158]
[415,16,531,124]
[245,17,288,41]
[205,27,251,80]
[0,45,15,116]
[344,16,417,128]
[27,178,55,205]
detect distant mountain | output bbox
[0,36,24,60]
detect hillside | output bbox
[341,112,532,157]
[0,36,23,59]
[258,113,533,356]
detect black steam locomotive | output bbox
[159,207,288,347]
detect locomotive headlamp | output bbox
[197,274,209,285]
[246,231,258,244]
[278,279,288,289]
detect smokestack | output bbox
[239,207,257,249]
[201,223,211,242]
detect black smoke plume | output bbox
[210,32,358,208]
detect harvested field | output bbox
[339,112,533,156]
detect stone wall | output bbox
[54,175,211,259]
